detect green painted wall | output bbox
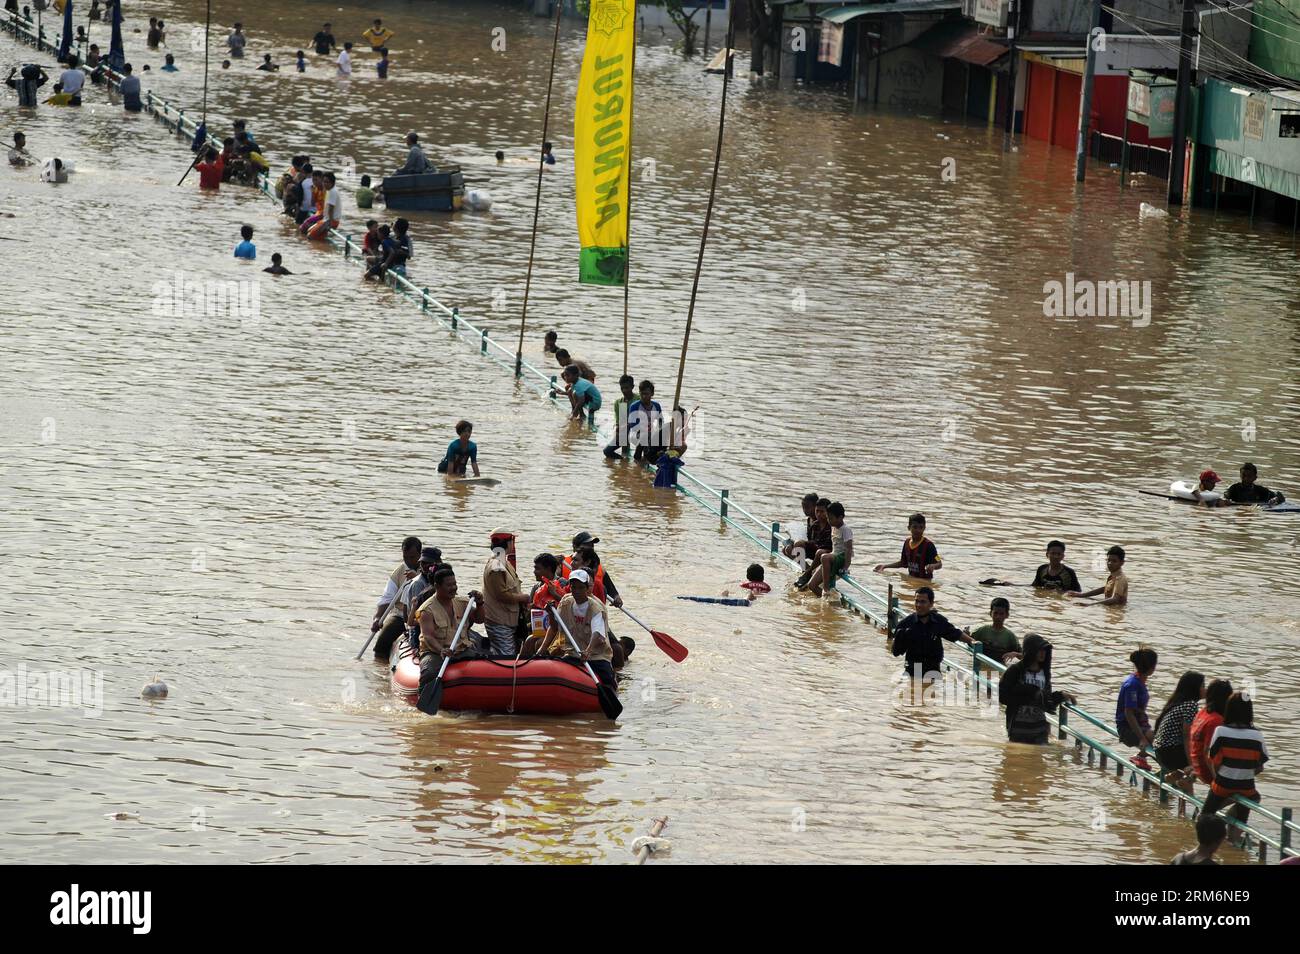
[1249,0,1300,82]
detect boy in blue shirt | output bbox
[233,224,256,259]
[628,379,663,464]
[563,365,601,419]
[439,420,479,477]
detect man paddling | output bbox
[371,535,421,642]
[414,568,485,690]
[482,530,530,655]
[545,570,616,690]
[1223,462,1285,506]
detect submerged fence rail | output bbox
[9,8,1293,863]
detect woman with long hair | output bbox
[1151,671,1205,794]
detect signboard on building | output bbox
[1244,96,1267,140]
[972,0,1007,28]
[1127,81,1149,119]
[1126,75,1176,138]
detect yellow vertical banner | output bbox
[575,0,635,286]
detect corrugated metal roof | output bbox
[816,1,960,23]
[911,19,1007,67]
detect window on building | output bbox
[1279,114,1300,139]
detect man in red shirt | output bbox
[195,147,224,190]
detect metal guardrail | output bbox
[9,7,1292,864]
[947,643,1298,863]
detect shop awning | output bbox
[912,19,1007,67]
[815,1,961,23]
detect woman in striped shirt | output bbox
[1204,692,1268,830]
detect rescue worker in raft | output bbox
[482,529,530,656]
[377,546,443,658]
[541,569,617,690]
[560,531,623,607]
[415,567,485,693]
[371,535,422,655]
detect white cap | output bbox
[569,569,591,585]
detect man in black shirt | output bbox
[1223,462,1285,506]
[313,23,336,56]
[890,586,974,680]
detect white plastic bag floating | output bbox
[465,188,492,212]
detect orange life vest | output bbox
[560,555,605,602]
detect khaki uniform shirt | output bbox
[482,555,523,626]
[415,594,471,658]
[550,594,612,662]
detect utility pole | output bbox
[1004,0,1020,145]
[1075,0,1104,181]
[1168,0,1198,204]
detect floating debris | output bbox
[141,678,168,699]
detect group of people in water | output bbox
[1184,463,1287,506]
[369,531,636,693]
[540,333,693,489]
[767,479,1279,861]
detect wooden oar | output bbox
[978,579,1028,587]
[617,605,688,662]
[417,596,477,715]
[355,625,379,660]
[1138,489,1186,501]
[553,613,622,720]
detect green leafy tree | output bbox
[643,0,704,57]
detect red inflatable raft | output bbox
[389,636,604,715]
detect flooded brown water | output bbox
[2,0,1298,863]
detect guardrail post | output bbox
[515,351,523,377]
[720,489,729,519]
[971,643,982,688]
[769,522,779,555]
[480,328,488,355]
[1283,808,1293,856]
[451,307,459,330]
[549,375,557,399]
[422,287,429,312]
[177,109,184,134]
[886,583,894,636]
[343,236,351,259]
[1058,705,1068,741]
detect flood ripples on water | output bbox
[1,0,1297,863]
